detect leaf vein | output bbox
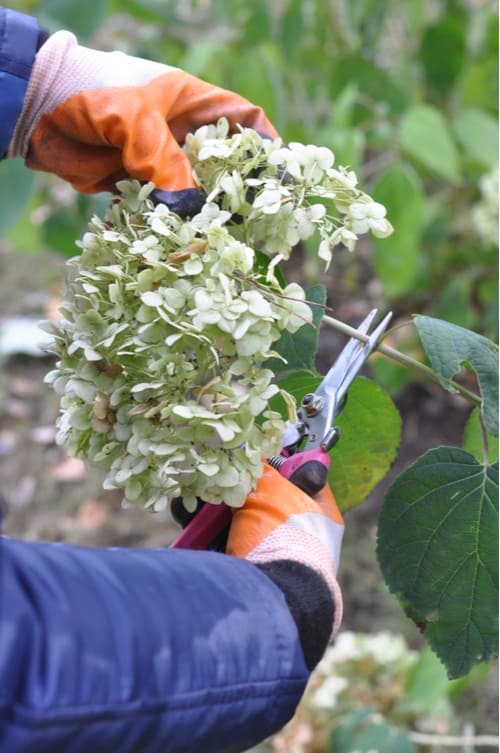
[409,480,487,592]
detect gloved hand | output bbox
[228,462,344,643]
[7,30,278,216]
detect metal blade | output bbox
[280,420,303,450]
[314,309,380,405]
[299,309,392,449]
[327,309,393,408]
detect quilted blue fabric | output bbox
[0,7,41,156]
[0,536,308,752]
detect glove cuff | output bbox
[257,560,336,671]
[244,520,344,639]
[8,31,106,159]
[8,31,181,161]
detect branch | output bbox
[409,730,499,747]
[323,314,482,408]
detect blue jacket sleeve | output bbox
[0,536,309,753]
[0,7,46,157]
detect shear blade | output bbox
[321,309,392,404]
[297,309,392,450]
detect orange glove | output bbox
[228,462,344,639]
[7,31,278,215]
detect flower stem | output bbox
[323,314,482,407]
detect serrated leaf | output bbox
[415,315,499,436]
[377,447,499,678]
[274,374,401,512]
[266,285,326,375]
[463,408,499,464]
[399,105,461,182]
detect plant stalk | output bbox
[408,731,499,748]
[323,314,482,407]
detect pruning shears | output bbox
[170,308,392,551]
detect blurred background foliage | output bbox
[251,631,496,753]
[1,2,498,749]
[3,0,498,398]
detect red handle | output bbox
[278,447,331,496]
[169,503,232,549]
[169,448,331,550]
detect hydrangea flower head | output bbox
[44,120,392,511]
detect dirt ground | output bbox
[1,240,497,742]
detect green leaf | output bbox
[242,3,272,44]
[266,285,326,375]
[399,646,452,715]
[0,159,34,233]
[39,0,109,41]
[329,377,401,511]
[317,85,366,172]
[6,195,44,254]
[328,128,365,175]
[254,250,287,288]
[370,356,412,398]
[414,315,499,436]
[281,0,304,59]
[377,447,499,678]
[274,374,401,512]
[372,163,425,297]
[329,83,359,131]
[224,46,279,125]
[330,708,416,753]
[399,105,461,182]
[430,275,475,331]
[181,40,220,78]
[329,55,408,117]
[463,408,499,464]
[458,58,499,116]
[453,108,499,167]
[419,14,466,95]
[42,193,112,258]
[43,207,83,258]
[109,0,175,23]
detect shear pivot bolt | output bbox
[301,393,324,416]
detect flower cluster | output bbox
[44,120,392,511]
[268,631,458,753]
[185,118,393,268]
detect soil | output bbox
[0,240,497,743]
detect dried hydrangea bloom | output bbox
[43,120,392,511]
